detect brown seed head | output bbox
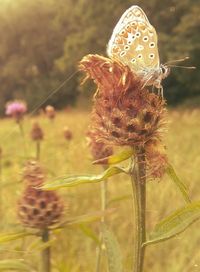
[45,105,56,120]
[80,54,168,179]
[30,122,44,141]
[87,130,113,161]
[18,186,64,229]
[80,54,167,147]
[23,160,45,186]
[63,126,72,141]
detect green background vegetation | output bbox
[0,0,199,115]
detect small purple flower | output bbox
[5,100,27,122]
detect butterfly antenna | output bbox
[164,56,190,65]
[167,64,196,69]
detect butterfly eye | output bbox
[120,51,126,57]
[143,36,149,42]
[149,42,155,48]
[120,30,125,35]
[149,53,155,59]
[127,41,132,45]
[137,54,142,59]
[124,45,130,50]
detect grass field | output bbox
[0,108,199,272]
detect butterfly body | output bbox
[107,5,169,91]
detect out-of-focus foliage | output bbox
[0,0,199,114]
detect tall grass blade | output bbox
[103,226,123,272]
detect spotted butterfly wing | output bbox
[107,6,160,75]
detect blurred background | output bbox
[0,0,199,115]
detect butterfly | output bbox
[107,5,170,94]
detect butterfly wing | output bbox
[107,5,160,73]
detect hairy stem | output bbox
[41,229,51,272]
[131,146,146,272]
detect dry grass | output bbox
[0,108,199,272]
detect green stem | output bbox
[41,229,51,272]
[18,121,28,158]
[131,146,146,272]
[36,141,41,161]
[95,179,107,272]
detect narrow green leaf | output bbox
[144,201,200,246]
[93,148,134,165]
[0,259,30,271]
[103,226,123,272]
[0,231,32,244]
[166,164,191,203]
[41,166,128,190]
[52,209,114,229]
[79,223,100,245]
[108,194,132,206]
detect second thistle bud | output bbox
[30,122,44,141]
[18,160,64,229]
[63,126,72,141]
[45,105,56,120]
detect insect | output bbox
[107,5,170,95]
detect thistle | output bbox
[63,126,73,141]
[80,54,168,179]
[18,160,64,272]
[5,100,27,123]
[80,54,168,271]
[30,122,44,160]
[5,100,28,156]
[45,105,56,121]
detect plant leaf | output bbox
[79,223,100,245]
[93,148,133,165]
[41,166,128,190]
[166,164,191,203]
[144,201,200,246]
[0,231,33,244]
[0,259,30,271]
[103,226,123,272]
[51,209,114,229]
[108,194,132,206]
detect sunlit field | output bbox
[0,108,199,272]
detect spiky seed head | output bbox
[45,105,56,120]
[30,122,44,141]
[87,130,113,160]
[23,160,45,186]
[80,54,168,179]
[18,186,64,229]
[63,126,72,140]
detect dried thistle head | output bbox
[23,160,45,187]
[18,160,64,229]
[18,187,64,229]
[87,130,113,161]
[80,54,168,179]
[63,126,72,141]
[30,122,44,141]
[80,54,167,148]
[45,105,56,120]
